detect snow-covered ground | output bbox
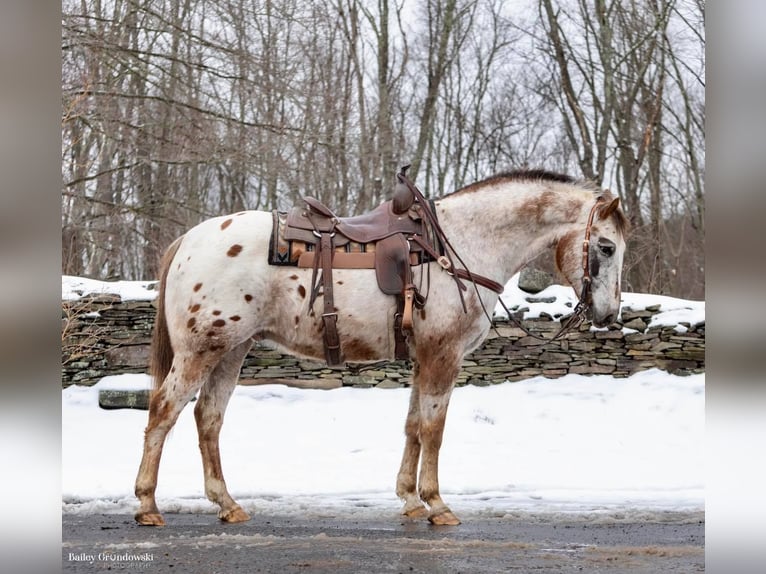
[62,275,704,519]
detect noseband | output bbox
[499,196,607,345]
[574,195,607,311]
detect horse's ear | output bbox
[598,197,620,220]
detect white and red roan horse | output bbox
[135,170,628,526]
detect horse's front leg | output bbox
[396,371,428,518]
[416,352,462,525]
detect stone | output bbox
[238,377,342,390]
[594,330,624,339]
[105,345,149,368]
[569,364,615,375]
[375,379,402,389]
[539,351,572,363]
[650,341,681,352]
[620,308,656,320]
[518,267,553,293]
[343,375,376,387]
[622,318,647,331]
[99,389,150,410]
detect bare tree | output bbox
[62,0,704,298]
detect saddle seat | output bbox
[285,197,424,245]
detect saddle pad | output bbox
[268,211,304,265]
[268,211,376,266]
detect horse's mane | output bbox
[449,169,630,237]
[451,169,598,194]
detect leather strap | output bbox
[393,301,409,360]
[297,251,421,269]
[305,230,342,367]
[409,235,504,293]
[401,285,416,330]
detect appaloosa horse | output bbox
[134,170,628,526]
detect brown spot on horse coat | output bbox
[212,310,221,316]
[343,338,377,362]
[230,315,241,321]
[187,317,196,329]
[190,303,201,313]
[518,191,557,224]
[193,283,203,292]
[220,219,233,230]
[227,244,243,257]
[290,274,299,280]
[297,285,306,298]
[244,294,253,302]
[212,319,226,327]
[556,230,580,279]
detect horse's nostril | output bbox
[603,313,615,325]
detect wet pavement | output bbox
[63,511,704,573]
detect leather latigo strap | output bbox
[318,231,342,366]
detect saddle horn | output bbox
[392,164,415,214]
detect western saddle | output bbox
[278,166,504,367]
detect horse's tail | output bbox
[149,236,184,392]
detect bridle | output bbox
[495,196,607,345]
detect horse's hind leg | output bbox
[194,340,253,523]
[396,371,428,518]
[134,353,215,526]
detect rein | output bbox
[496,196,606,346]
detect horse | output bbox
[134,169,628,527]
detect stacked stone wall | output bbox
[62,295,704,388]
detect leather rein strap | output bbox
[496,196,606,345]
[396,169,505,301]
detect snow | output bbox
[62,274,704,518]
[63,369,704,519]
[494,274,705,330]
[62,275,157,302]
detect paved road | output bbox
[63,512,704,573]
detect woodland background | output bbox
[61,0,705,299]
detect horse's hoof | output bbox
[402,503,429,519]
[135,512,166,526]
[218,506,251,523]
[428,510,461,526]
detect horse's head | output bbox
[555,191,629,328]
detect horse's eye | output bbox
[598,245,614,257]
[598,242,615,257]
